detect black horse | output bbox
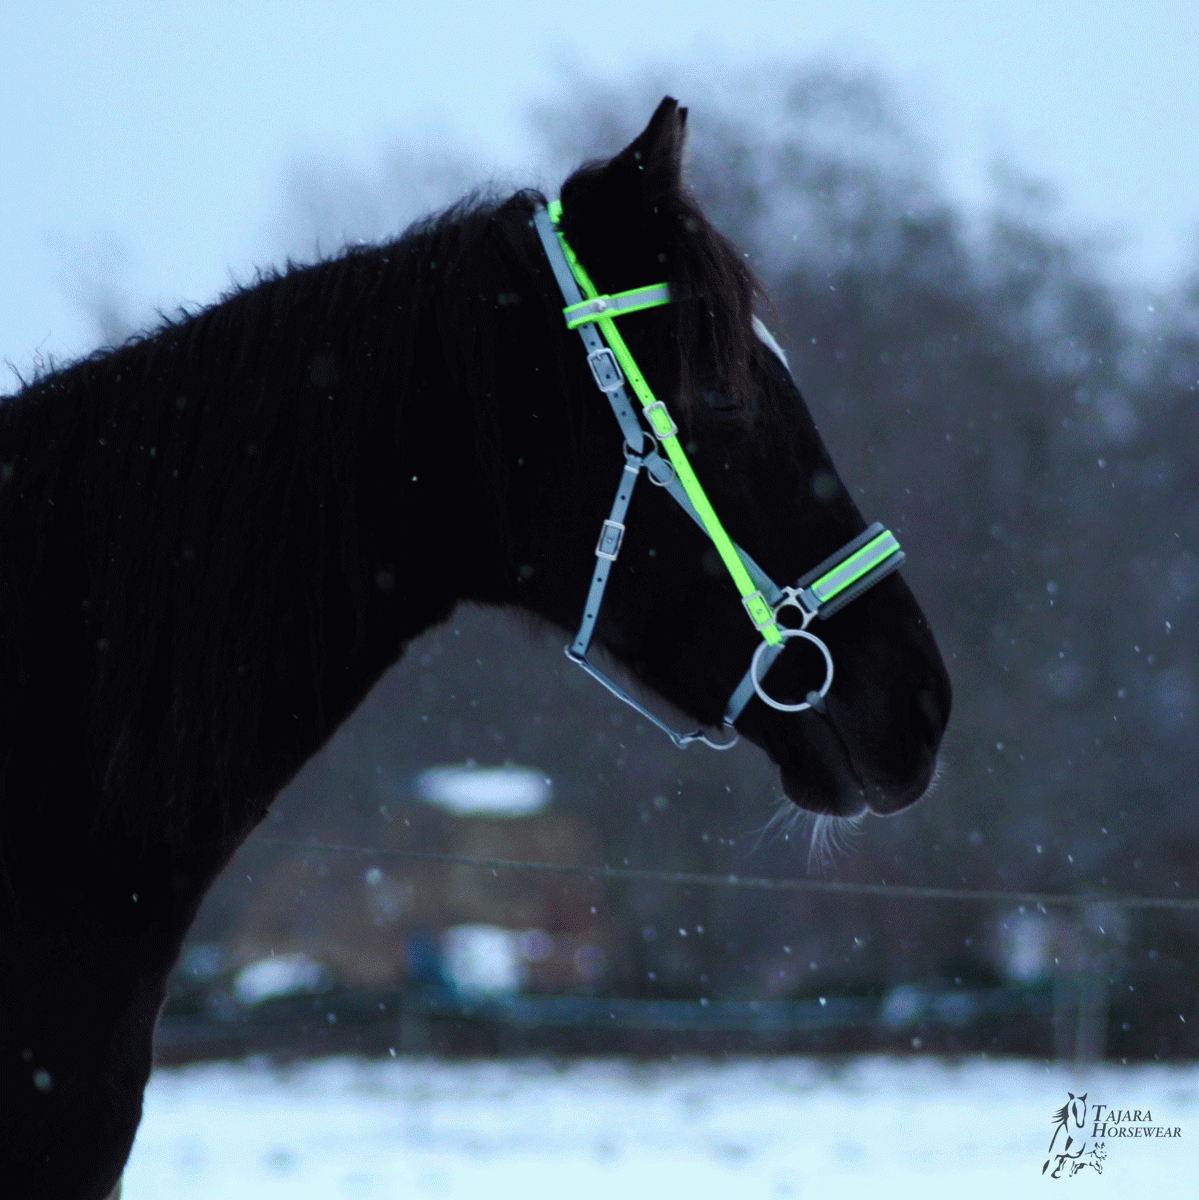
[0,99,949,1198]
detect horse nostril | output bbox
[913,688,944,748]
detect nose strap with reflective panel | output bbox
[721,523,903,725]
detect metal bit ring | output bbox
[749,627,834,713]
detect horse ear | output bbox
[609,96,687,210]
[558,96,689,254]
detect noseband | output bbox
[533,202,904,750]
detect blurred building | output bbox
[229,765,608,997]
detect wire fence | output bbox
[247,836,1199,912]
[147,835,1199,1063]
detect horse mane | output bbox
[1,119,774,848]
[2,191,551,845]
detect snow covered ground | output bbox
[124,1055,1197,1198]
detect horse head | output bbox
[500,97,951,820]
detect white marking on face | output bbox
[752,315,790,371]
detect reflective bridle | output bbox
[533,202,905,750]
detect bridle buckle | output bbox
[586,347,624,393]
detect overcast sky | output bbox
[3,0,1196,385]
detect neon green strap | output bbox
[549,201,782,646]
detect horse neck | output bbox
[4,229,518,889]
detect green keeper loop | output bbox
[645,404,677,439]
[743,593,773,628]
[549,201,782,647]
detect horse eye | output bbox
[699,389,737,411]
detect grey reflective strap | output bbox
[564,284,671,328]
[566,457,737,751]
[642,450,781,605]
[533,207,585,305]
[724,645,784,725]
[566,651,736,750]
[795,523,904,618]
[534,206,645,454]
[570,462,641,659]
[582,329,645,450]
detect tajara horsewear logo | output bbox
[1043,1091,1183,1178]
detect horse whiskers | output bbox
[749,798,864,872]
[746,799,797,855]
[748,754,945,868]
[805,810,866,871]
[920,753,948,804]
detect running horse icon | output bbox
[1044,1092,1090,1177]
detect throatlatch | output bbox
[532,201,905,749]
